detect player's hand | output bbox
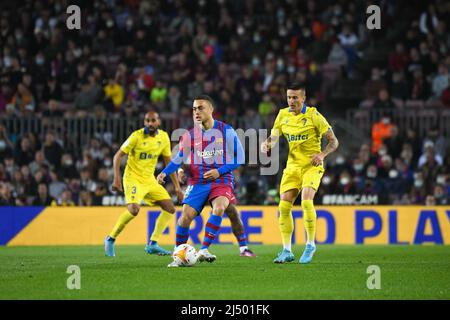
[260,140,271,154]
[111,178,123,193]
[311,153,325,166]
[157,172,167,184]
[203,169,220,180]
[178,169,187,184]
[175,188,184,203]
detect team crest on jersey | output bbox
[157,141,161,147]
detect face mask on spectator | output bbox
[237,25,244,36]
[322,176,331,185]
[252,57,260,67]
[0,140,6,150]
[253,33,261,43]
[340,177,350,185]
[414,179,424,188]
[104,158,112,167]
[436,175,446,185]
[382,117,390,125]
[378,148,387,156]
[276,59,284,71]
[106,19,114,28]
[64,159,73,166]
[353,164,364,172]
[287,65,296,74]
[389,169,399,179]
[367,170,377,178]
[36,57,45,66]
[3,56,12,68]
[335,156,345,165]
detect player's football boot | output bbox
[299,244,316,264]
[273,249,295,263]
[104,236,115,257]
[240,249,257,257]
[196,249,217,263]
[167,260,183,268]
[145,243,171,255]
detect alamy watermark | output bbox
[66,5,81,30]
[366,5,381,30]
[366,265,381,290]
[66,265,81,290]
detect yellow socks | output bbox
[150,210,173,242]
[302,200,316,244]
[109,210,135,239]
[278,200,294,251]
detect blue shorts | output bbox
[182,183,237,215]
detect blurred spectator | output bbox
[383,126,403,159]
[0,125,14,159]
[32,183,55,206]
[78,190,93,206]
[29,150,49,175]
[365,67,387,100]
[0,182,15,206]
[15,137,34,166]
[43,132,63,170]
[431,64,449,99]
[373,89,396,110]
[371,117,393,153]
[53,190,75,206]
[104,78,124,112]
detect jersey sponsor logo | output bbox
[196,149,224,159]
[139,152,156,160]
[286,134,309,142]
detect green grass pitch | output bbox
[0,245,449,300]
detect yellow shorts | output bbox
[279,165,325,195]
[123,176,171,205]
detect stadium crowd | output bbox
[0,0,449,206]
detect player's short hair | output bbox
[193,95,215,108]
[287,83,306,93]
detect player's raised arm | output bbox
[163,155,184,202]
[157,136,187,185]
[261,110,282,153]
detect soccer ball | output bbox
[172,244,198,266]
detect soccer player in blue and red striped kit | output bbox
[157,95,245,266]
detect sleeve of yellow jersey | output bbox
[312,110,332,137]
[270,109,283,138]
[120,132,138,154]
[161,132,172,157]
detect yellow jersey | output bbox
[120,128,172,183]
[271,105,331,168]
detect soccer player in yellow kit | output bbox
[261,84,339,264]
[104,111,183,257]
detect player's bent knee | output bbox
[212,205,226,216]
[127,204,140,216]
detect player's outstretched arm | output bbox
[260,134,279,153]
[112,149,127,192]
[311,128,339,166]
[163,155,184,202]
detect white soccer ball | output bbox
[172,244,198,266]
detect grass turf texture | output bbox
[0,245,449,300]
